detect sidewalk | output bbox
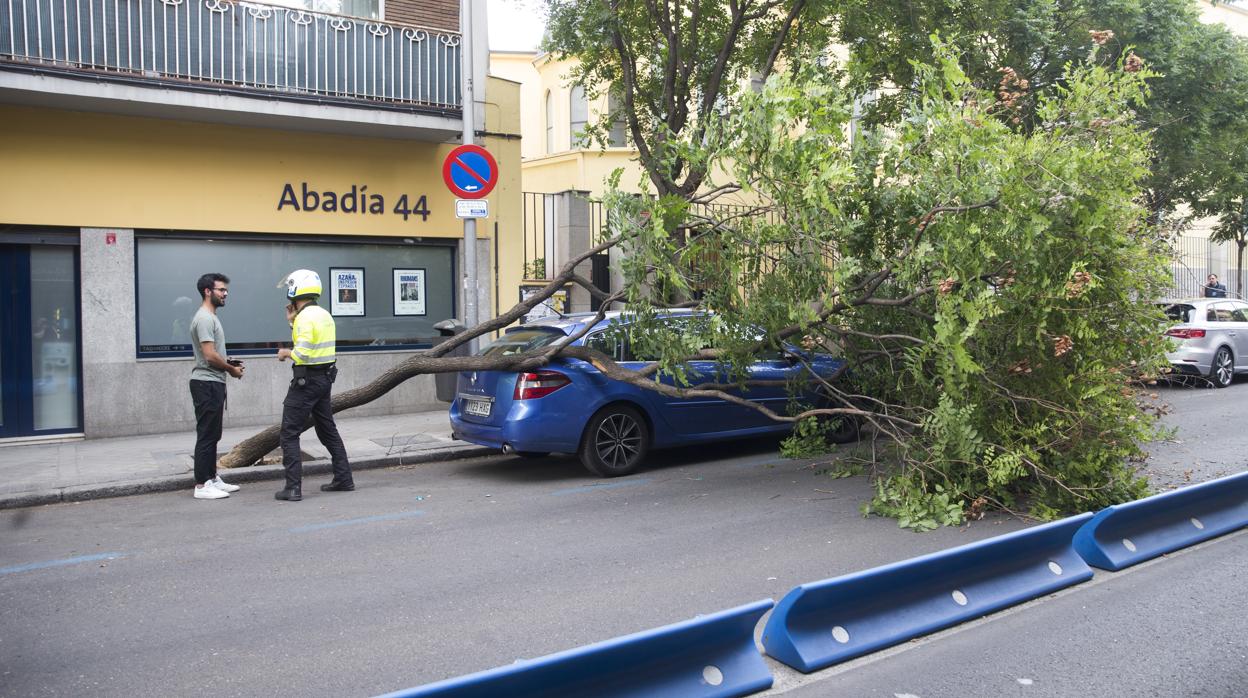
[0,407,492,509]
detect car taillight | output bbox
[1164,328,1206,339]
[514,371,571,400]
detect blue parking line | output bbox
[0,552,127,576]
[290,510,424,533]
[550,478,651,496]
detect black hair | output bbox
[197,273,230,300]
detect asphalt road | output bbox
[0,379,1243,697]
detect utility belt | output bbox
[292,362,336,386]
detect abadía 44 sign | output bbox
[277,182,431,221]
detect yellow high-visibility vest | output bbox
[290,304,337,366]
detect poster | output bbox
[393,268,427,316]
[519,283,570,323]
[330,268,364,316]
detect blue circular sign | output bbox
[442,145,498,199]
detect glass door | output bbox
[0,244,82,438]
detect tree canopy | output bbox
[540,1,1202,527]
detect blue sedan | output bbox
[449,311,856,476]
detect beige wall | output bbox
[1198,1,1248,35]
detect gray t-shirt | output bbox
[189,307,227,383]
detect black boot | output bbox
[275,487,302,501]
[320,480,355,492]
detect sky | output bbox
[487,0,547,51]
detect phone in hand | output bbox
[227,359,244,367]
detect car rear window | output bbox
[1160,303,1195,323]
[477,328,567,356]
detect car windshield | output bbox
[1160,303,1196,323]
[476,328,567,356]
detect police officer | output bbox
[274,269,354,501]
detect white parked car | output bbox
[1161,298,1248,388]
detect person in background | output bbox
[189,273,245,500]
[273,269,354,502]
[1203,274,1228,298]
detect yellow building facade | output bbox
[0,0,523,440]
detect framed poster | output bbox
[330,268,365,316]
[393,268,427,316]
[519,283,571,323]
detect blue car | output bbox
[449,311,857,477]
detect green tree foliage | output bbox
[1191,34,1248,296]
[839,0,1248,218]
[604,44,1173,526]
[544,0,836,198]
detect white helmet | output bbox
[278,269,322,300]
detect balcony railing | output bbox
[0,0,462,110]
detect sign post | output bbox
[443,142,498,354]
[458,2,480,350]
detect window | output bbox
[570,85,589,148]
[545,90,555,154]
[607,90,628,147]
[1160,303,1194,323]
[585,330,622,361]
[136,235,455,356]
[478,328,566,356]
[267,0,383,20]
[1208,303,1235,322]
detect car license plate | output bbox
[463,398,492,417]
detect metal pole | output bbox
[461,0,478,349]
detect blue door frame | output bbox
[0,244,83,438]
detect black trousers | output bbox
[189,379,226,485]
[280,370,352,491]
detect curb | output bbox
[0,444,496,510]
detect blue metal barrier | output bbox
[761,514,1093,673]
[1073,470,1248,571]
[377,599,774,698]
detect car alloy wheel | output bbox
[579,405,650,477]
[1210,347,1234,388]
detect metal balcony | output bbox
[0,0,462,112]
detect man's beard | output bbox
[212,296,226,308]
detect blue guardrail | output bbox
[1073,470,1248,571]
[377,599,774,698]
[762,514,1093,673]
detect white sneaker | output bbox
[194,483,229,500]
[210,476,240,493]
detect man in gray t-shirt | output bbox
[190,307,227,383]
[189,273,245,500]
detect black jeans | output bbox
[280,369,351,491]
[189,379,226,485]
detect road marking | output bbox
[550,478,651,496]
[290,510,424,533]
[0,552,127,576]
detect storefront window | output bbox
[136,235,455,356]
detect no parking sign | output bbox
[442,144,498,199]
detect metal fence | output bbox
[1167,233,1246,299]
[520,191,606,280]
[0,0,462,109]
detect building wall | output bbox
[1198,0,1248,35]
[0,84,520,436]
[386,0,459,30]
